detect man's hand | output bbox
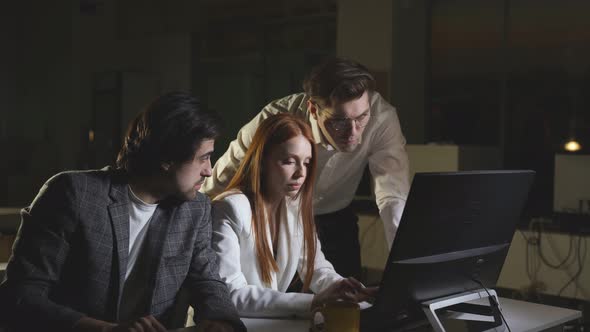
[195,319,235,332]
[311,277,379,310]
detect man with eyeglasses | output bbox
[203,57,409,281]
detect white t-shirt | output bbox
[126,186,158,280]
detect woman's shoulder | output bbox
[212,190,252,226]
[213,189,249,204]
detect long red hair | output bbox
[225,113,318,291]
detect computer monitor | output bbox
[367,170,535,330]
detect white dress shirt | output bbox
[211,192,343,317]
[203,92,410,247]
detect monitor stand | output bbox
[422,289,506,332]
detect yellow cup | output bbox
[310,301,360,332]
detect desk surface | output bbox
[490,297,581,332]
[172,297,582,332]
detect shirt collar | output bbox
[309,113,324,144]
[308,111,337,151]
[303,94,329,149]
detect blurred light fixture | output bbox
[564,139,581,152]
[562,47,585,154]
[88,130,95,143]
[563,116,582,152]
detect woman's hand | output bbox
[311,277,379,310]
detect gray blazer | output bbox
[0,169,245,331]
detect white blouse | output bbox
[211,192,343,318]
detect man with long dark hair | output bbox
[0,92,245,332]
[203,57,410,281]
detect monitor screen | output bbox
[372,170,535,326]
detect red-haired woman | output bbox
[211,113,375,317]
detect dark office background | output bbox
[0,0,589,220]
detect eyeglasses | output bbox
[325,110,371,132]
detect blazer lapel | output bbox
[107,180,130,314]
[146,199,175,310]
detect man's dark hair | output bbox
[116,91,220,176]
[302,57,375,106]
